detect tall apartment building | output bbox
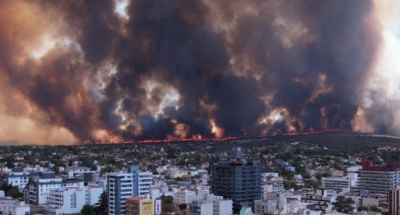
[389,187,400,215]
[28,172,81,205]
[108,166,154,215]
[357,161,400,195]
[138,172,152,197]
[108,172,133,215]
[210,147,262,213]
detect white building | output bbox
[0,201,30,215]
[322,177,351,191]
[214,198,233,215]
[138,172,152,197]
[29,173,81,205]
[173,189,204,204]
[389,187,400,215]
[189,194,232,215]
[45,183,103,215]
[64,166,95,178]
[5,168,38,191]
[301,189,336,213]
[254,193,287,215]
[108,172,133,215]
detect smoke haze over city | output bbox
[0,0,399,144]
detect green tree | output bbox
[179,203,187,210]
[333,196,355,213]
[81,204,94,215]
[0,183,22,198]
[160,195,174,213]
[370,206,381,212]
[6,158,14,169]
[94,191,108,215]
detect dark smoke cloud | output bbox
[0,0,390,144]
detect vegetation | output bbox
[93,191,108,215]
[160,195,174,214]
[179,203,187,210]
[0,183,22,198]
[332,196,355,213]
[81,204,94,215]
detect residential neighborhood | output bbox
[0,133,399,214]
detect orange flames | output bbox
[90,129,347,145]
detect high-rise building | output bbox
[108,173,133,215]
[138,172,152,197]
[108,166,154,215]
[389,187,400,215]
[128,166,153,198]
[210,147,262,213]
[357,161,400,195]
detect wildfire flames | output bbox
[0,0,399,145]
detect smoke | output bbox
[0,0,398,144]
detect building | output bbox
[44,183,103,215]
[322,177,351,191]
[128,166,153,198]
[126,197,162,215]
[0,201,30,215]
[138,172,152,197]
[261,173,284,197]
[108,166,154,215]
[210,147,262,213]
[63,166,95,178]
[28,172,81,205]
[108,172,133,215]
[301,189,336,213]
[389,187,400,215]
[188,195,233,215]
[357,161,400,195]
[254,193,287,215]
[189,200,213,214]
[173,189,204,204]
[4,167,39,190]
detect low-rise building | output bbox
[29,172,81,205]
[126,197,162,215]
[301,189,336,213]
[64,166,95,178]
[254,193,287,215]
[4,168,39,190]
[173,189,204,204]
[322,177,351,191]
[44,183,103,215]
[0,200,30,215]
[188,194,232,215]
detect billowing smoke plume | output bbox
[0,0,398,144]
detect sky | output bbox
[0,0,399,145]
